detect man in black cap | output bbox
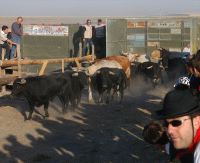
[157,88,200,162]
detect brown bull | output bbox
[105,54,139,80]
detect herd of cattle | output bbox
[8,48,189,120]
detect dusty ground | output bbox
[0,79,172,163]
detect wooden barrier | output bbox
[0,55,95,87]
[0,55,94,76]
[0,75,18,86]
[0,55,93,67]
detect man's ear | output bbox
[194,68,200,77]
[193,116,200,129]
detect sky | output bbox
[1,0,200,17]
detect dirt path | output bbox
[0,81,172,163]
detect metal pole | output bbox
[79,42,82,57]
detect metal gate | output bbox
[106,19,127,56]
[20,24,79,73]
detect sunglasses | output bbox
[164,118,191,127]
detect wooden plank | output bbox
[1,48,6,60]
[75,59,81,69]
[61,59,64,73]
[39,60,48,76]
[0,55,94,68]
[17,59,22,77]
[0,75,18,86]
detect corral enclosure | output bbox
[0,16,197,162]
[1,16,200,73]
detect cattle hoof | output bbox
[26,117,32,121]
[98,100,102,103]
[88,99,95,104]
[45,114,49,118]
[45,111,49,117]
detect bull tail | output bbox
[122,71,128,89]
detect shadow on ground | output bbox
[0,80,171,162]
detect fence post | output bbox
[1,48,6,60]
[79,42,82,57]
[39,60,48,76]
[0,65,6,93]
[17,44,22,77]
[61,59,64,73]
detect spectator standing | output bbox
[183,43,191,58]
[0,25,16,60]
[94,19,106,59]
[183,43,191,53]
[82,19,95,56]
[10,16,24,59]
[72,26,85,57]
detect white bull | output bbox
[135,54,150,63]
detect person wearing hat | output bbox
[157,88,200,162]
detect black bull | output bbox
[90,67,127,104]
[159,49,187,80]
[11,72,79,120]
[133,61,163,86]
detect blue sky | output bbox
[1,0,200,17]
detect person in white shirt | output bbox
[0,25,16,60]
[82,19,95,56]
[183,43,191,53]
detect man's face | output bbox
[3,28,9,34]
[17,18,23,24]
[87,20,91,25]
[165,115,200,149]
[98,21,102,25]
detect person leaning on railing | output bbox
[0,25,16,60]
[10,16,24,60]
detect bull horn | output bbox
[72,72,79,77]
[135,53,140,57]
[109,71,115,75]
[72,67,78,71]
[121,50,128,56]
[146,66,153,69]
[17,78,26,84]
[85,70,91,77]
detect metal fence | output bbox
[106,17,200,56]
[106,19,127,56]
[20,24,79,73]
